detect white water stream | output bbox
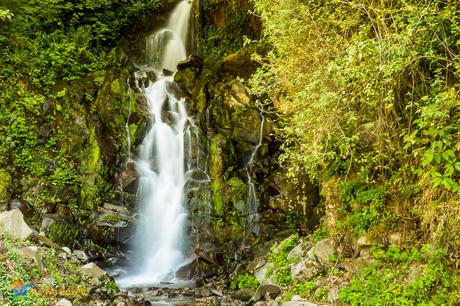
[117,0,193,289]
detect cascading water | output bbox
[117,0,193,289]
[246,113,265,227]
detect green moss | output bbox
[267,233,300,286]
[111,78,123,95]
[47,220,79,248]
[230,273,260,290]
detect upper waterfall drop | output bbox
[116,0,193,289]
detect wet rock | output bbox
[81,262,106,278]
[210,289,224,297]
[8,199,34,218]
[174,66,200,95]
[291,259,322,283]
[231,108,261,145]
[175,255,198,280]
[56,298,73,306]
[73,250,88,262]
[0,169,12,212]
[314,239,336,265]
[232,288,255,301]
[221,50,259,78]
[0,209,33,239]
[177,55,202,71]
[253,284,281,301]
[119,160,138,193]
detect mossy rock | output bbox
[47,220,79,248]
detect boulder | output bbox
[177,55,202,71]
[314,239,336,265]
[19,246,42,271]
[284,302,318,306]
[8,199,34,218]
[254,262,274,284]
[252,284,281,301]
[175,255,198,280]
[81,263,106,278]
[0,209,33,239]
[56,298,73,306]
[291,259,322,283]
[72,250,88,263]
[232,288,255,301]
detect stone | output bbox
[232,288,255,301]
[73,250,88,262]
[357,235,378,247]
[175,255,198,280]
[0,209,33,239]
[314,239,336,265]
[81,263,106,278]
[328,287,340,305]
[8,199,34,218]
[252,284,281,301]
[291,259,322,283]
[62,247,71,254]
[0,169,12,212]
[284,302,318,306]
[341,257,374,274]
[254,262,275,284]
[210,289,223,297]
[177,55,202,71]
[231,108,261,145]
[287,243,305,260]
[41,214,57,231]
[56,298,73,306]
[19,246,41,263]
[221,50,258,77]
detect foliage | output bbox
[251,0,460,254]
[0,231,95,305]
[340,245,460,305]
[312,224,328,243]
[267,233,299,286]
[201,0,260,65]
[338,180,388,234]
[230,273,260,290]
[0,0,162,215]
[282,280,316,301]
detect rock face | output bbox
[81,262,106,278]
[314,239,336,265]
[291,259,322,283]
[252,284,282,301]
[0,209,33,239]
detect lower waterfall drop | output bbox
[116,0,194,289]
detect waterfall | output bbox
[246,113,265,225]
[117,0,193,289]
